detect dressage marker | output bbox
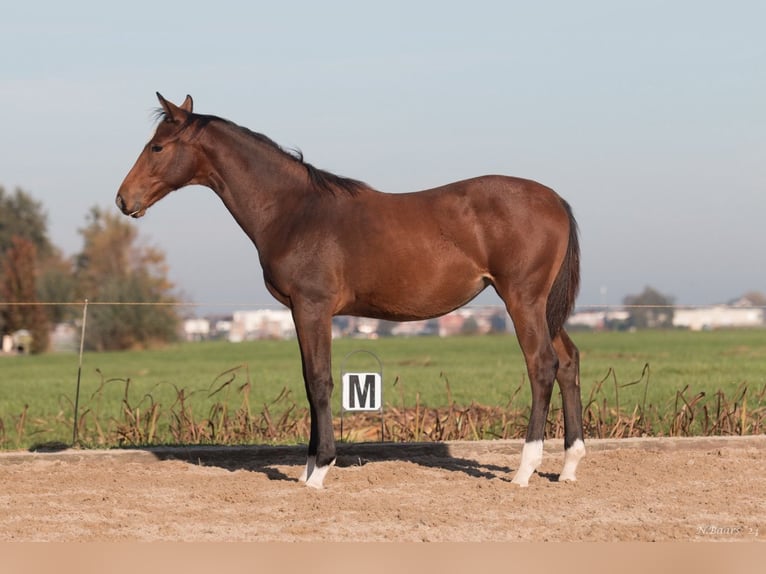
[117,94,585,488]
[339,349,384,442]
[342,373,382,412]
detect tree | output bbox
[623,286,675,329]
[0,186,67,344]
[0,186,53,258]
[74,207,181,351]
[36,249,78,324]
[460,315,480,335]
[0,236,50,352]
[733,291,766,307]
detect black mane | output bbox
[155,108,368,196]
[247,129,368,196]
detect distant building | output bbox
[212,318,233,339]
[178,301,763,343]
[1,330,33,354]
[229,308,295,341]
[672,306,764,331]
[390,319,439,337]
[437,307,508,336]
[566,309,630,330]
[50,322,78,352]
[437,312,466,337]
[183,318,211,341]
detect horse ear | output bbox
[156,92,190,123]
[180,94,193,113]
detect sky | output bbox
[1,0,764,315]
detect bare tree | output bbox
[623,286,675,329]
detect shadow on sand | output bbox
[143,441,525,484]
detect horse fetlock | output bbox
[299,455,316,483]
[304,458,336,490]
[511,439,543,487]
[558,439,586,482]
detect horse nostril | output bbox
[116,194,126,213]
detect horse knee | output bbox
[554,334,580,389]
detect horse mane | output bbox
[304,158,370,197]
[247,129,368,196]
[154,108,368,196]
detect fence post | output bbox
[72,299,89,445]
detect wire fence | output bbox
[2,299,765,448]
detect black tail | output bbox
[546,199,580,337]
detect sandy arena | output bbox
[0,436,763,542]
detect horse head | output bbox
[116,93,198,218]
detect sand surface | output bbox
[1,436,764,542]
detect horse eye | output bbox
[150,144,163,153]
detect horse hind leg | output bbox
[505,301,559,487]
[553,328,586,482]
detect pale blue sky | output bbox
[1,0,764,314]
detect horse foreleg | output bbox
[553,329,586,482]
[297,402,319,483]
[293,303,336,489]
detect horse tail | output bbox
[546,198,581,337]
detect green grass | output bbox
[578,329,766,401]
[1,330,764,449]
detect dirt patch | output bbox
[1,436,764,541]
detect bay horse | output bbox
[116,93,585,488]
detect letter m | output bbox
[345,373,380,411]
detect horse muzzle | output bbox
[115,193,145,218]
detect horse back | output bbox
[316,175,575,319]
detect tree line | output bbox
[0,186,180,353]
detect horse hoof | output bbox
[510,477,531,488]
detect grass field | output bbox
[1,329,764,449]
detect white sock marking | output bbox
[298,456,316,483]
[511,440,543,487]
[559,439,586,482]
[304,459,335,490]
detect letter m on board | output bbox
[343,373,381,411]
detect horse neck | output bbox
[197,120,311,248]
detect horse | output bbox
[116,93,585,488]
